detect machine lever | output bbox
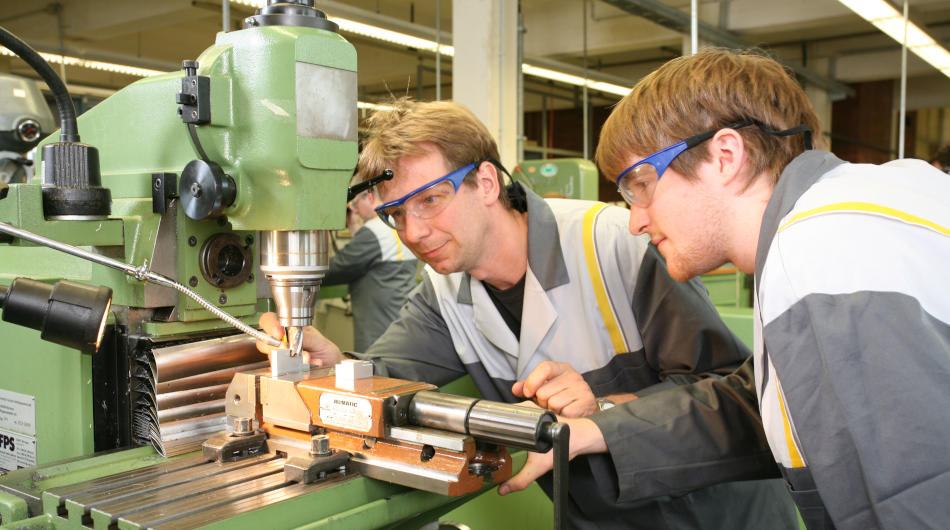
[542,421,571,530]
[346,169,393,201]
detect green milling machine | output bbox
[0,2,568,528]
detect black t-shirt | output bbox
[483,274,526,338]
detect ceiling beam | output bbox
[599,0,855,98]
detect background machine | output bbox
[0,1,566,528]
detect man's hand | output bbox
[512,361,598,417]
[257,312,345,367]
[498,416,606,496]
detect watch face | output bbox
[597,398,615,411]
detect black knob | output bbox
[179,160,236,220]
[182,60,199,76]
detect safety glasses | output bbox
[375,162,478,230]
[615,119,812,207]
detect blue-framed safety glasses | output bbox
[375,162,478,230]
[615,118,812,207]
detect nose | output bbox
[400,212,430,244]
[627,205,650,236]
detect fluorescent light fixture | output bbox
[230,0,632,96]
[522,64,631,96]
[838,0,950,77]
[333,18,455,56]
[0,46,166,77]
[358,101,394,111]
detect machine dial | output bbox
[199,233,254,289]
[179,159,236,220]
[15,118,41,142]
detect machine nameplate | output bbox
[0,388,35,435]
[0,427,36,471]
[319,393,372,432]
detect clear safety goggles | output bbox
[375,162,478,230]
[615,119,812,207]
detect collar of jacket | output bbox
[754,150,846,291]
[457,187,570,305]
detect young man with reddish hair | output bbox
[509,48,950,529]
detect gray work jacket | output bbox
[356,188,798,529]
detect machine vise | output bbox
[204,359,560,498]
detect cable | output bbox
[0,221,281,348]
[0,25,79,143]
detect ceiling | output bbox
[2,0,950,113]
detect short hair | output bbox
[595,48,823,187]
[931,145,950,168]
[357,98,509,207]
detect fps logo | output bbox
[0,433,14,452]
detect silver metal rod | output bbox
[691,0,698,55]
[408,390,555,451]
[435,0,441,100]
[899,0,908,159]
[0,221,281,347]
[582,0,589,160]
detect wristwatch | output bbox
[596,397,616,411]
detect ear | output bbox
[707,128,747,187]
[473,161,501,206]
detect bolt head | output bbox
[310,434,331,456]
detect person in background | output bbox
[929,144,950,173]
[322,175,418,351]
[261,98,798,529]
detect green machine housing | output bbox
[0,10,355,469]
[512,158,599,201]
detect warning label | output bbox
[318,393,373,432]
[0,388,35,436]
[0,428,36,472]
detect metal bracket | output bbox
[284,451,350,484]
[151,172,177,214]
[202,431,268,463]
[176,60,211,125]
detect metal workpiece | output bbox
[269,347,310,377]
[260,229,328,330]
[468,401,556,452]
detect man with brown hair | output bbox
[508,48,950,529]
[260,97,798,528]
